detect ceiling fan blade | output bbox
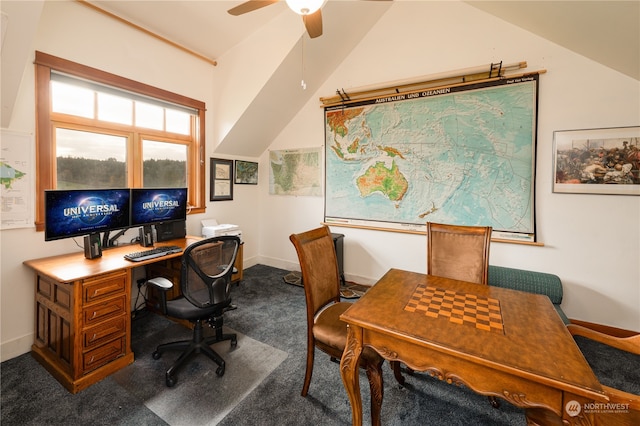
[302,9,323,38]
[228,0,280,16]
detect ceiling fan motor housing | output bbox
[286,0,326,15]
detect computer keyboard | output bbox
[124,245,183,262]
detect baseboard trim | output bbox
[1,333,34,362]
[569,319,638,337]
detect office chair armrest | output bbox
[146,277,173,315]
[147,277,173,290]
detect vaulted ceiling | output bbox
[87,0,639,81]
[2,1,638,156]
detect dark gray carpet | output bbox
[112,319,287,425]
[216,265,527,426]
[2,264,638,425]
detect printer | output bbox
[201,219,242,242]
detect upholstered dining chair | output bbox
[289,226,403,425]
[393,222,493,398]
[426,221,492,285]
[420,221,496,405]
[147,235,240,387]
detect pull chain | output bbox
[301,36,307,90]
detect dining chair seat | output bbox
[313,301,384,365]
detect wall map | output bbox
[324,75,539,242]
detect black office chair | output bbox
[147,235,240,387]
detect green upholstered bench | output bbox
[488,265,569,325]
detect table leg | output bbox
[365,361,383,426]
[341,324,364,426]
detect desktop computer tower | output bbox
[156,220,186,242]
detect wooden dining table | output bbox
[339,268,608,425]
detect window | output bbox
[55,128,127,188]
[34,51,206,231]
[141,139,187,188]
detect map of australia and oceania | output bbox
[324,79,536,236]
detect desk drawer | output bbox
[83,315,126,349]
[83,336,125,373]
[83,295,126,327]
[83,272,126,303]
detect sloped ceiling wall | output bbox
[213,1,393,157]
[1,1,44,128]
[466,1,639,81]
[2,1,638,154]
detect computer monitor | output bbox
[130,187,188,226]
[44,188,131,242]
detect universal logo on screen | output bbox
[63,197,120,225]
[143,194,180,218]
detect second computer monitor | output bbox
[130,187,187,227]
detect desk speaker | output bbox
[83,233,102,259]
[139,225,154,247]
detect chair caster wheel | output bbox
[231,338,237,348]
[152,351,161,360]
[216,364,225,377]
[166,375,176,387]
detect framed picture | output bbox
[235,160,259,185]
[553,126,640,195]
[210,158,233,201]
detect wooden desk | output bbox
[339,269,608,426]
[23,236,239,393]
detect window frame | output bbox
[34,51,206,232]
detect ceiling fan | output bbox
[228,0,390,39]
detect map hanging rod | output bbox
[320,61,528,106]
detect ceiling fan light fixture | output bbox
[285,0,326,15]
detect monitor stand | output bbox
[83,232,102,259]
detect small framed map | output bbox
[235,160,259,184]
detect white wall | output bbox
[258,1,640,331]
[1,1,638,362]
[0,1,261,361]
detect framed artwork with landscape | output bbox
[553,126,640,195]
